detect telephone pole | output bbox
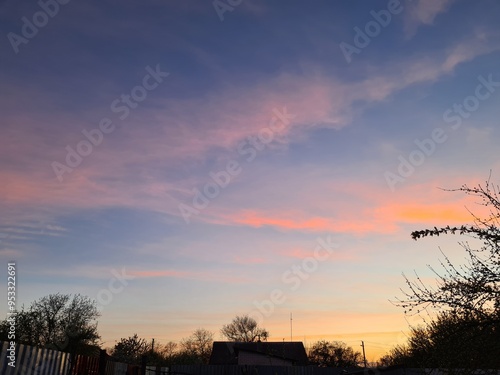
[361,341,367,368]
[290,313,293,342]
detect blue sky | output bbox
[1,0,500,360]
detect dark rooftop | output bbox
[209,341,309,366]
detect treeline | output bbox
[379,310,500,369]
[110,332,365,367]
[0,299,365,367]
[110,330,213,366]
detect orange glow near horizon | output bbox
[98,311,414,362]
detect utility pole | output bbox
[361,341,367,368]
[290,313,293,342]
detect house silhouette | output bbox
[209,341,308,366]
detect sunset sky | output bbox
[1,0,500,361]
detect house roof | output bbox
[209,341,309,365]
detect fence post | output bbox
[98,349,107,375]
[141,355,148,375]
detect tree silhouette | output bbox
[0,293,100,354]
[111,333,149,364]
[396,178,500,321]
[180,328,214,364]
[391,176,500,369]
[380,311,500,369]
[221,315,269,342]
[308,340,362,367]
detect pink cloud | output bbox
[1,35,498,229]
[196,172,489,236]
[242,210,388,234]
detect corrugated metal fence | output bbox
[0,341,164,375]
